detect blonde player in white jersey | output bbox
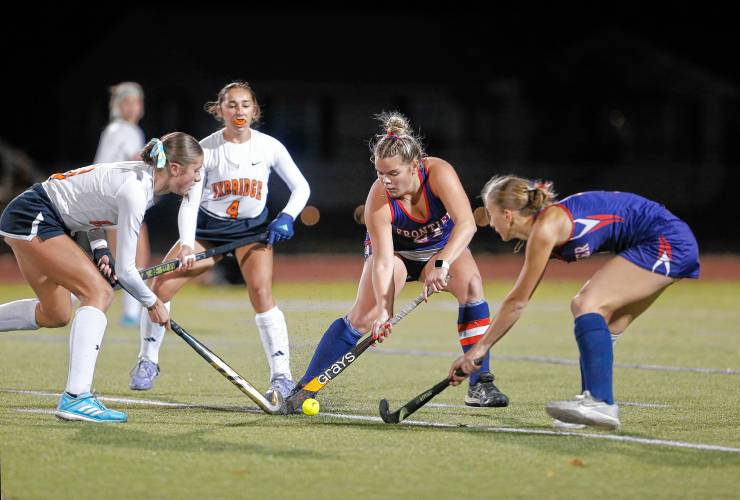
[0,132,203,423]
[94,82,151,328]
[130,81,310,399]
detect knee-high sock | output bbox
[65,306,106,395]
[580,334,619,392]
[458,301,491,385]
[299,316,362,386]
[255,306,292,381]
[0,299,39,332]
[122,292,143,322]
[138,301,170,364]
[574,313,614,405]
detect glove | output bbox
[93,246,117,286]
[267,212,294,246]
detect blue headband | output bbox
[147,138,167,169]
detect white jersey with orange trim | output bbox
[41,161,194,307]
[180,128,309,229]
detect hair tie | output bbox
[147,138,167,169]
[528,180,545,192]
[386,131,399,142]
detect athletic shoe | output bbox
[264,376,296,403]
[129,358,160,391]
[55,392,127,423]
[465,372,509,407]
[545,390,620,430]
[120,315,139,328]
[552,419,587,430]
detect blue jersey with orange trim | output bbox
[550,191,681,262]
[386,161,454,260]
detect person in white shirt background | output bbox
[94,82,151,328]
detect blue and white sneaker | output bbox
[265,375,296,401]
[129,357,160,391]
[55,392,127,423]
[120,314,139,328]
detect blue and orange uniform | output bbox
[544,191,699,407]
[365,161,454,280]
[303,160,494,391]
[547,191,700,278]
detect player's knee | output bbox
[249,284,274,309]
[465,273,484,301]
[346,309,374,333]
[95,283,115,310]
[41,307,72,328]
[570,294,610,319]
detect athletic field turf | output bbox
[1,279,739,498]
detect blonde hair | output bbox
[109,82,144,121]
[140,132,203,169]
[369,111,425,164]
[481,175,557,216]
[204,81,262,126]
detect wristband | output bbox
[434,259,450,270]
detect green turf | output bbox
[1,279,739,499]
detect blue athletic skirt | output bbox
[196,206,269,246]
[0,184,70,241]
[620,219,700,279]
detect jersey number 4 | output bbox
[226,200,240,219]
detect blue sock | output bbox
[458,301,491,385]
[579,357,587,393]
[300,317,362,385]
[574,313,614,405]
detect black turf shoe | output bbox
[464,372,509,407]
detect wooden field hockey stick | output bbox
[115,279,283,415]
[284,291,434,413]
[378,359,482,424]
[115,231,269,288]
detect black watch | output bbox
[434,259,450,270]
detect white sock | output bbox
[65,306,106,395]
[255,306,292,381]
[122,292,142,321]
[611,333,620,346]
[138,301,169,364]
[0,299,39,331]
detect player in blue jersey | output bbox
[287,111,508,410]
[449,175,700,430]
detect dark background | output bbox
[1,5,737,254]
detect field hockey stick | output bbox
[284,291,433,413]
[115,231,269,287]
[168,319,283,414]
[115,280,282,415]
[378,359,482,424]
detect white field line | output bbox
[374,348,740,375]
[4,389,738,454]
[427,401,671,409]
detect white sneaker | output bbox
[552,419,587,430]
[546,391,620,430]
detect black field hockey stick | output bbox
[284,291,434,413]
[115,280,282,415]
[115,231,269,287]
[378,359,482,424]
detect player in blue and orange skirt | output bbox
[288,111,509,410]
[450,175,700,430]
